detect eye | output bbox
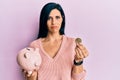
[48,16,52,20]
[56,16,60,19]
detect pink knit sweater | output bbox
[29,35,86,80]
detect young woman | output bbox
[24,2,88,80]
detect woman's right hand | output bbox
[22,69,38,80]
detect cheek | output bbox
[47,21,51,27]
[58,19,63,25]
[59,21,63,26]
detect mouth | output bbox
[51,26,58,29]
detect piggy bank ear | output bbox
[24,53,30,59]
[26,47,35,52]
[26,47,31,51]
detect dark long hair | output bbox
[37,2,65,39]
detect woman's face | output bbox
[47,9,63,34]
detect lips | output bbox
[51,26,58,29]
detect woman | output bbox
[24,2,88,80]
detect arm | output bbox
[72,63,86,80]
[72,64,84,74]
[72,41,88,80]
[26,40,39,80]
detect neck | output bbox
[46,33,63,42]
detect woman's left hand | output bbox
[75,42,89,61]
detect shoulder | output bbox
[29,39,41,48]
[63,35,76,47]
[64,35,75,43]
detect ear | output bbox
[26,47,31,51]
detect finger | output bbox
[76,42,81,48]
[25,71,30,77]
[76,47,84,58]
[32,70,37,76]
[83,48,89,58]
[75,47,79,56]
[76,42,89,58]
[81,47,89,58]
[26,70,38,80]
[77,43,86,50]
[76,41,89,58]
[77,43,85,50]
[75,47,80,59]
[28,70,37,77]
[75,47,84,60]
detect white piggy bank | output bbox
[17,47,42,75]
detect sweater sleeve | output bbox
[71,70,86,80]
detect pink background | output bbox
[0,0,120,80]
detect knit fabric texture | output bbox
[29,35,86,80]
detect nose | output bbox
[52,18,56,25]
